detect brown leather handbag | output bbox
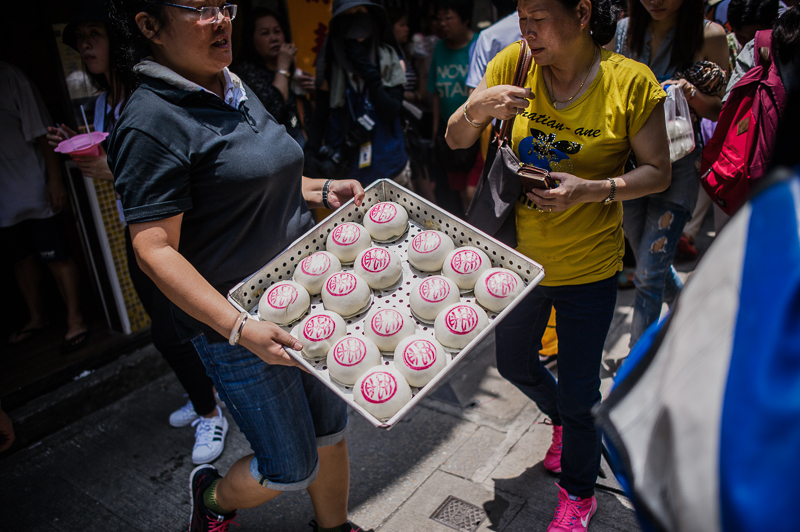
[465,39,554,248]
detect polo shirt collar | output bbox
[133,58,247,108]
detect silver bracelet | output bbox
[602,177,617,205]
[228,311,249,346]
[322,179,333,209]
[462,102,485,129]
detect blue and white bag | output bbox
[595,167,800,532]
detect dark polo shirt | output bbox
[109,75,314,340]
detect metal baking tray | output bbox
[228,179,545,429]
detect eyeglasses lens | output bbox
[199,4,237,21]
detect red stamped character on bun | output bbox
[370,309,404,337]
[450,249,483,274]
[445,305,479,335]
[266,283,298,309]
[361,371,398,404]
[419,277,450,303]
[412,231,442,254]
[331,224,361,246]
[303,314,336,341]
[360,248,391,273]
[326,272,357,296]
[333,337,367,366]
[485,271,518,298]
[403,339,437,370]
[368,203,398,224]
[301,253,331,276]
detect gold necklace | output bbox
[547,45,598,109]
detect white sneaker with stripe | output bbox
[169,400,199,427]
[191,406,228,464]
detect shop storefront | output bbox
[1,0,495,409]
[0,0,337,409]
[1,1,152,408]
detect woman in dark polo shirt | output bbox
[106,2,365,531]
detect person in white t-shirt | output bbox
[465,12,521,89]
[0,62,88,352]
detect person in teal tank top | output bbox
[429,0,480,214]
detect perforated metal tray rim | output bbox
[228,179,544,429]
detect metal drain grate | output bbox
[430,495,487,532]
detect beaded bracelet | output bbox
[322,179,333,209]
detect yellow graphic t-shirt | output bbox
[486,43,665,286]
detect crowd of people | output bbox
[1,0,798,531]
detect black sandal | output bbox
[61,330,90,354]
[8,324,50,345]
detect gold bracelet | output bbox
[463,102,486,129]
[277,69,291,80]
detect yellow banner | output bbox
[287,0,333,75]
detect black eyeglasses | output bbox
[155,2,237,22]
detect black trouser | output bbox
[125,227,217,417]
[495,276,618,498]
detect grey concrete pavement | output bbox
[0,289,641,532]
[0,193,715,532]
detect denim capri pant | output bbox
[192,334,348,491]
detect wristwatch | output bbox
[602,178,616,205]
[277,69,291,79]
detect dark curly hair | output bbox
[544,0,621,46]
[515,0,621,45]
[105,0,170,89]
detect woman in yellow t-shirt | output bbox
[445,0,670,528]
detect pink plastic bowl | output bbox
[55,131,109,157]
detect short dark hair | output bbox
[434,0,473,26]
[387,8,408,26]
[774,6,800,67]
[727,0,779,31]
[627,0,704,70]
[106,0,170,89]
[769,7,800,170]
[235,7,291,67]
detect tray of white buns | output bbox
[228,179,545,429]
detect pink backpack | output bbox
[700,31,787,215]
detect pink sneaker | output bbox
[543,424,563,473]
[547,483,597,532]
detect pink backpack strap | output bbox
[754,30,773,67]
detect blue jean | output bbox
[495,276,618,498]
[623,196,691,347]
[192,335,348,491]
